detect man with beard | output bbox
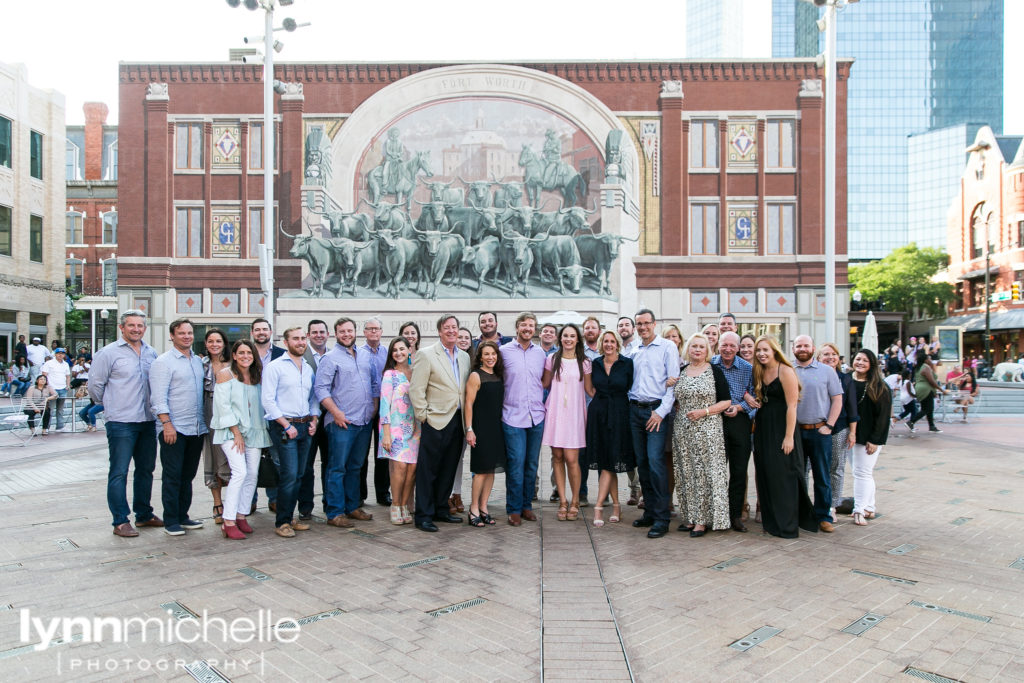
[473,311,512,351]
[262,327,319,537]
[792,334,843,533]
[616,315,641,504]
[316,318,378,529]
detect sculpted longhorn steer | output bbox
[500,228,547,298]
[329,237,379,296]
[574,232,638,296]
[413,220,465,301]
[532,235,591,294]
[373,227,421,298]
[461,236,502,293]
[285,229,342,298]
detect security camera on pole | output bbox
[227,0,309,331]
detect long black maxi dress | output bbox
[753,377,818,538]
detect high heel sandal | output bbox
[390,506,403,525]
[481,511,496,525]
[557,502,568,521]
[401,506,412,524]
[213,504,224,525]
[609,504,621,523]
[593,505,604,527]
[567,502,580,521]
[468,509,486,528]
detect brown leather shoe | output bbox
[347,508,373,521]
[450,494,465,513]
[113,522,139,537]
[521,509,537,522]
[268,501,277,513]
[275,523,295,538]
[626,492,639,506]
[507,513,522,526]
[819,520,835,533]
[327,515,354,528]
[290,519,310,531]
[136,516,164,528]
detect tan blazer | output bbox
[409,342,471,430]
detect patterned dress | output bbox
[672,365,731,530]
[378,369,419,464]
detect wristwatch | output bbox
[825,423,835,432]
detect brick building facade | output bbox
[117,60,850,352]
[65,102,118,352]
[942,126,1024,364]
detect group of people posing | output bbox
[91,307,894,542]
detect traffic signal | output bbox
[1013,282,1021,301]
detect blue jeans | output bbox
[105,421,158,527]
[269,422,311,527]
[10,378,29,396]
[159,432,204,527]
[53,388,67,429]
[325,422,372,518]
[630,405,670,526]
[502,420,544,515]
[79,402,103,426]
[800,429,833,522]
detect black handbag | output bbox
[256,448,279,488]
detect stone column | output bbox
[600,183,640,316]
[659,80,684,255]
[797,79,823,256]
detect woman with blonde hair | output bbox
[701,323,720,356]
[672,332,732,536]
[750,336,817,538]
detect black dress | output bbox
[469,370,506,474]
[587,356,635,473]
[753,376,818,538]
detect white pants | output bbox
[851,443,881,515]
[221,442,261,520]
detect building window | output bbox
[30,131,43,179]
[66,140,81,180]
[1018,220,1024,248]
[175,207,203,257]
[0,205,11,256]
[690,203,719,255]
[969,203,988,260]
[765,119,795,169]
[766,203,796,255]
[175,123,204,170]
[66,210,84,244]
[0,116,10,168]
[105,140,118,180]
[102,259,117,296]
[66,258,84,295]
[248,207,264,258]
[101,210,117,244]
[689,120,719,169]
[29,215,43,262]
[248,122,279,171]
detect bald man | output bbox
[792,335,843,533]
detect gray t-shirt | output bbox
[794,360,842,425]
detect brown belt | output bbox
[286,415,314,423]
[799,421,826,430]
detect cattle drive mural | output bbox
[290,99,632,300]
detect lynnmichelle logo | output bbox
[20,608,301,651]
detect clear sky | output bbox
[1,0,1019,135]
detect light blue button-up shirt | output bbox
[359,342,387,399]
[149,347,207,436]
[314,344,377,427]
[262,354,318,422]
[627,335,680,418]
[88,338,159,423]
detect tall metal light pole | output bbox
[984,214,992,372]
[228,0,307,330]
[809,0,858,345]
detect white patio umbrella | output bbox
[862,310,879,355]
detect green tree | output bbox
[848,243,953,317]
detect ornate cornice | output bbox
[120,60,851,86]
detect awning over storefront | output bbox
[936,309,1024,332]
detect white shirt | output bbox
[26,343,50,367]
[41,358,71,390]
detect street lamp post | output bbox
[227,0,308,331]
[984,216,992,373]
[808,0,858,346]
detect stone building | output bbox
[941,126,1024,364]
[117,60,850,352]
[0,60,66,361]
[65,102,119,353]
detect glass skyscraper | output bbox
[772,0,1004,259]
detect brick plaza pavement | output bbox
[0,416,1022,681]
